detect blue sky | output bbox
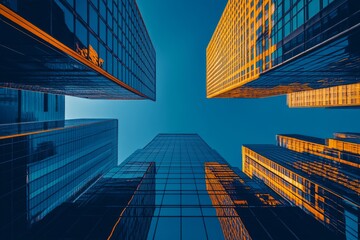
[66,0,360,168]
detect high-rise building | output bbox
[206,0,360,103]
[204,162,337,240]
[0,119,118,239]
[287,83,360,108]
[276,133,360,168]
[0,0,156,100]
[242,132,360,239]
[26,134,337,239]
[29,162,156,240]
[0,88,65,124]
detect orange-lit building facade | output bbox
[205,163,251,240]
[242,133,360,239]
[205,162,337,240]
[277,133,360,168]
[206,0,276,98]
[287,83,360,108]
[206,0,360,99]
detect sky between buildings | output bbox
[66,0,360,168]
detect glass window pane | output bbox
[76,1,87,22]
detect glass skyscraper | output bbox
[0,119,118,239]
[0,88,65,124]
[287,82,360,108]
[24,134,336,239]
[29,162,156,239]
[206,0,360,106]
[0,0,156,100]
[242,132,360,239]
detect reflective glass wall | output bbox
[0,119,118,239]
[29,162,156,239]
[0,88,65,124]
[0,0,156,100]
[242,133,360,240]
[206,0,360,99]
[112,134,336,239]
[286,83,360,108]
[28,134,335,240]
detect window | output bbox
[76,20,88,47]
[55,95,58,112]
[44,94,48,112]
[99,19,106,43]
[284,0,290,12]
[89,33,98,53]
[99,0,106,19]
[76,1,87,22]
[90,0,98,9]
[89,5,98,34]
[297,9,305,26]
[66,0,74,7]
[308,0,320,19]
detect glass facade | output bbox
[204,162,335,239]
[0,0,156,100]
[30,162,156,239]
[26,134,336,239]
[206,0,360,99]
[0,119,118,239]
[0,88,65,124]
[242,132,360,239]
[287,82,360,108]
[277,133,360,168]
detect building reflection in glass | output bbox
[0,133,342,239]
[205,162,337,240]
[205,162,249,239]
[107,162,156,240]
[243,133,360,239]
[29,162,156,240]
[277,133,360,168]
[0,119,118,239]
[0,88,65,124]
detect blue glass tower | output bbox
[0,119,118,239]
[0,0,156,100]
[26,134,336,240]
[30,162,156,239]
[0,88,65,124]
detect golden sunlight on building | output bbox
[287,83,360,108]
[206,0,360,105]
[242,132,360,239]
[206,0,275,98]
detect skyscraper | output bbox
[242,132,360,239]
[25,134,336,239]
[0,119,118,239]
[276,133,360,168]
[30,162,156,240]
[287,83,360,108]
[0,0,156,100]
[0,88,65,124]
[206,0,360,104]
